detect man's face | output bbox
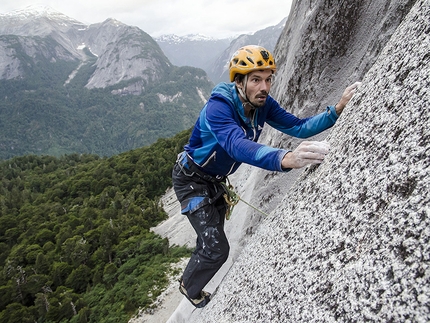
[239,69,273,108]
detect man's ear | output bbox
[235,79,243,90]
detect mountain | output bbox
[0,5,214,159]
[0,5,171,88]
[155,17,287,84]
[155,34,231,80]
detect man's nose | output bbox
[260,80,271,92]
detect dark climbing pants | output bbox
[172,160,229,299]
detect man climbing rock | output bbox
[172,45,360,308]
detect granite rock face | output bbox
[190,0,429,322]
[0,9,170,89]
[220,0,421,244]
[273,0,417,117]
[144,0,427,322]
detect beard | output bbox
[249,91,268,108]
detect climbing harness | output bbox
[176,152,269,220]
[221,178,270,220]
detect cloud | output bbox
[0,0,292,38]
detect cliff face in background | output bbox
[0,8,171,89]
[156,0,428,322]
[190,0,429,321]
[273,0,417,117]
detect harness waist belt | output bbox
[177,152,225,183]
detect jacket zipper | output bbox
[201,151,216,168]
[250,109,257,141]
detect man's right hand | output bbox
[282,141,331,169]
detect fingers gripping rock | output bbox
[283,141,331,169]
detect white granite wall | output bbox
[192,0,429,322]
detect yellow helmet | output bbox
[229,45,276,82]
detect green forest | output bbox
[0,128,192,323]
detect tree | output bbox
[102,263,118,288]
[0,127,193,322]
[0,284,13,311]
[35,253,50,273]
[62,236,90,267]
[99,222,119,263]
[35,228,55,246]
[0,302,35,323]
[51,262,73,288]
[25,244,43,265]
[0,214,17,237]
[65,265,91,293]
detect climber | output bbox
[172,44,360,308]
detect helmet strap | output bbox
[236,74,248,101]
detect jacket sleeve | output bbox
[204,96,289,172]
[266,98,339,138]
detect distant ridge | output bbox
[155,17,287,83]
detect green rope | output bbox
[221,181,270,219]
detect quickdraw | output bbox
[221,178,270,220]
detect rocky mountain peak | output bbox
[1,5,68,20]
[0,8,171,89]
[96,17,127,28]
[156,33,217,44]
[0,5,86,37]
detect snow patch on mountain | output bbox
[0,5,83,24]
[156,33,229,44]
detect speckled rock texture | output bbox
[188,0,429,322]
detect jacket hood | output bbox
[211,82,248,124]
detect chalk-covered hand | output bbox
[282,141,330,169]
[335,81,362,115]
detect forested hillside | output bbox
[0,48,211,160]
[0,128,192,323]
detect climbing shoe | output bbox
[178,277,211,308]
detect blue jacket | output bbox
[184,82,338,177]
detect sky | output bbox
[0,0,293,39]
